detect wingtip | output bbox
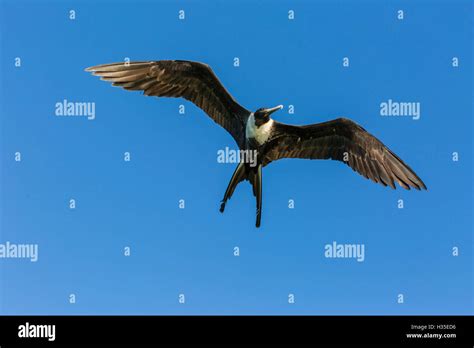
[399,181,428,191]
[419,179,428,190]
[410,179,427,191]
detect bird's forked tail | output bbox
[220,162,263,228]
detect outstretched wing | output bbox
[86,60,250,147]
[262,118,427,190]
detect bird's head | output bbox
[254,105,283,124]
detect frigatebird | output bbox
[86,60,427,227]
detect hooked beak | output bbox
[264,105,283,116]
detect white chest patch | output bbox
[245,113,274,145]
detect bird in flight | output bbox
[86,60,427,227]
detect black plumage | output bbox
[262,119,426,190]
[86,60,250,147]
[86,60,427,227]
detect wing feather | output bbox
[86,60,250,147]
[263,118,426,190]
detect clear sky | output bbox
[0,0,472,315]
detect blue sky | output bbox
[0,0,472,315]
